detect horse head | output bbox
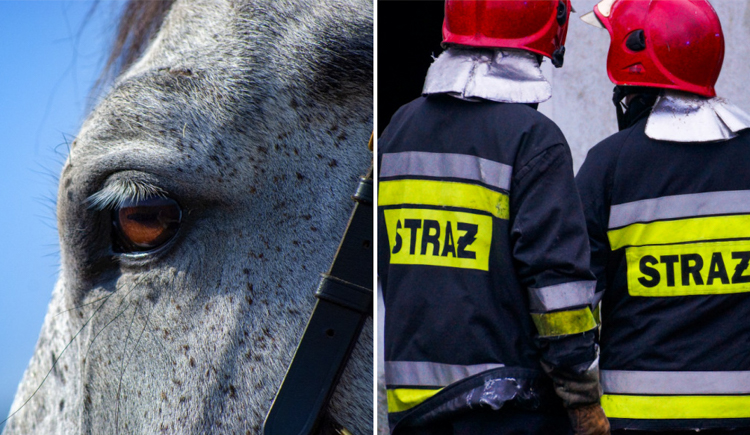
[4,0,373,433]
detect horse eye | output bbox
[113,197,181,253]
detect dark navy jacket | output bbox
[379,95,597,433]
[577,117,750,431]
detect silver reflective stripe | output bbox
[601,370,750,395]
[608,190,750,229]
[384,361,504,387]
[528,281,595,312]
[380,151,513,191]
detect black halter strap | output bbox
[263,164,373,435]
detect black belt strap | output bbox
[263,167,373,435]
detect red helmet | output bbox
[443,0,573,67]
[586,0,724,98]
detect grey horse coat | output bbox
[4,0,373,433]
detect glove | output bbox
[568,403,610,435]
[539,358,601,409]
[539,356,610,434]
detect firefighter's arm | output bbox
[575,144,615,320]
[376,148,391,296]
[511,143,609,434]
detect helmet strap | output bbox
[552,46,565,68]
[613,86,660,131]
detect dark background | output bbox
[377,1,445,135]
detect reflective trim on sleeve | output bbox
[592,303,601,326]
[602,394,750,419]
[607,215,750,250]
[387,388,442,414]
[380,151,513,191]
[379,179,510,219]
[592,291,604,325]
[608,190,750,229]
[528,281,595,312]
[591,290,604,308]
[602,370,750,395]
[530,307,597,337]
[384,361,504,387]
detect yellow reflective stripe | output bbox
[625,240,750,297]
[386,388,442,413]
[608,215,750,250]
[530,308,597,337]
[379,179,510,220]
[602,394,750,419]
[383,208,493,271]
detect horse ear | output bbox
[305,15,373,104]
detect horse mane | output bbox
[97,0,176,88]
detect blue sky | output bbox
[0,1,125,428]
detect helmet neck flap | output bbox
[423,47,552,104]
[645,91,750,143]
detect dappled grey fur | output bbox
[4,0,373,433]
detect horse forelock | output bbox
[76,0,372,151]
[6,0,372,433]
[98,0,176,90]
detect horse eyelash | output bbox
[87,179,167,211]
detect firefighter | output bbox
[378,1,609,434]
[576,0,750,433]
